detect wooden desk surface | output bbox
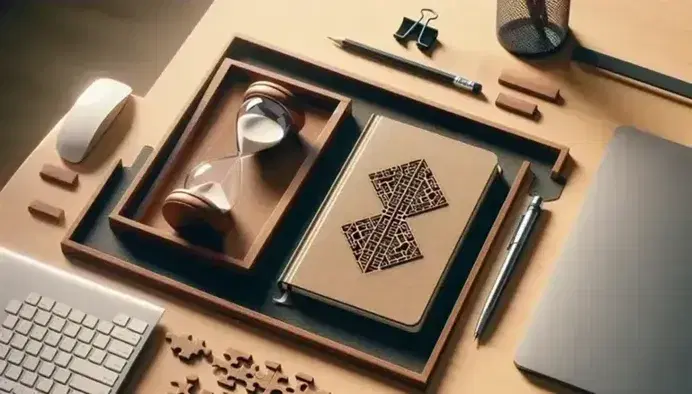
[1,1,690,392]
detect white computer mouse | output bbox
[56,78,132,163]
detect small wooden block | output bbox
[39,164,78,187]
[495,93,538,119]
[265,360,282,371]
[499,71,560,102]
[295,372,314,384]
[28,200,65,223]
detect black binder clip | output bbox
[394,8,439,52]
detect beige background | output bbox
[0,0,691,393]
[287,116,498,329]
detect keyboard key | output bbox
[18,305,36,321]
[0,344,9,359]
[0,329,12,344]
[37,362,54,378]
[47,317,65,333]
[43,332,60,348]
[77,329,95,344]
[13,383,37,394]
[0,377,15,393]
[19,370,37,387]
[15,321,31,336]
[53,368,70,385]
[0,377,14,391]
[22,356,39,372]
[82,316,98,331]
[69,358,118,387]
[4,364,21,380]
[95,322,112,336]
[52,304,70,319]
[33,312,50,328]
[7,350,23,365]
[34,377,52,393]
[54,352,71,368]
[25,341,41,357]
[110,327,138,347]
[69,374,110,394]
[1,316,17,330]
[106,339,132,359]
[88,350,105,366]
[126,319,147,335]
[102,355,125,373]
[112,314,129,327]
[10,335,27,350]
[58,338,75,353]
[74,343,90,359]
[92,335,109,350]
[4,301,21,315]
[67,311,84,325]
[50,383,68,394]
[36,298,54,313]
[29,327,46,342]
[0,360,5,375]
[25,294,41,307]
[62,324,79,339]
[38,347,56,363]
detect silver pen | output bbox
[474,195,543,340]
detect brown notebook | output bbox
[278,115,499,331]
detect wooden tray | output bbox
[109,59,351,270]
[62,35,571,388]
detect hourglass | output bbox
[162,81,304,233]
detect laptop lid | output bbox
[516,127,692,393]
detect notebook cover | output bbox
[280,115,498,330]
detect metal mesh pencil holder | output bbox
[496,0,570,56]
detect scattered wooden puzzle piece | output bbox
[210,347,330,394]
[296,372,330,394]
[212,348,279,393]
[166,332,212,362]
[261,369,297,394]
[168,374,199,394]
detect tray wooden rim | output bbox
[226,35,570,180]
[61,156,534,388]
[109,58,352,270]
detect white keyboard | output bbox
[0,293,147,394]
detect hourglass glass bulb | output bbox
[162,80,303,233]
[183,153,243,212]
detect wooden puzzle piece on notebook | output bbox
[168,374,199,394]
[212,348,276,392]
[165,332,212,362]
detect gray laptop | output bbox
[516,127,692,394]
[0,248,164,394]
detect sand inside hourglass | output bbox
[184,110,287,212]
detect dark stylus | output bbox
[328,37,482,94]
